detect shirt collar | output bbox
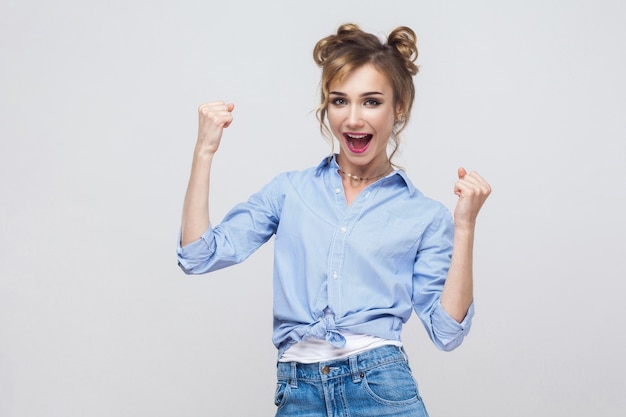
[316,154,417,196]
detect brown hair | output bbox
[313,23,419,164]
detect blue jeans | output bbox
[275,345,429,417]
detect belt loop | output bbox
[349,355,361,383]
[289,362,298,388]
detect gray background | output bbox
[1,1,624,416]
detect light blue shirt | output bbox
[178,155,473,358]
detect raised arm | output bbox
[440,167,491,322]
[180,101,234,247]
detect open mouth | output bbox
[343,133,373,154]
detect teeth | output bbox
[347,134,367,139]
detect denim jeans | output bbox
[275,345,429,417]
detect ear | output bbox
[395,104,405,123]
[395,102,405,116]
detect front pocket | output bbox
[361,361,421,406]
[274,381,290,408]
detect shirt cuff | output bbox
[177,227,216,274]
[430,300,475,351]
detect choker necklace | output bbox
[337,163,392,182]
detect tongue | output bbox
[351,138,368,149]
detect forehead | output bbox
[329,64,392,93]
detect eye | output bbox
[330,97,347,106]
[364,98,381,106]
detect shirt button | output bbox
[334,188,341,194]
[321,365,330,375]
[341,226,347,233]
[332,272,338,280]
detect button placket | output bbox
[326,172,375,314]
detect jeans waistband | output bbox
[276,345,407,385]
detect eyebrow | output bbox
[329,91,385,97]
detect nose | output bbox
[346,105,364,128]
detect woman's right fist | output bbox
[196,101,235,154]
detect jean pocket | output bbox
[361,361,421,406]
[274,381,290,408]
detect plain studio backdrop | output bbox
[1,1,624,416]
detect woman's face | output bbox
[327,64,397,174]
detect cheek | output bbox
[327,112,342,132]
[373,114,394,134]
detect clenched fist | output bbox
[195,101,235,155]
[453,167,491,229]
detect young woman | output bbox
[178,23,491,417]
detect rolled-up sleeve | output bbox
[176,174,283,276]
[412,205,474,351]
[430,300,474,351]
[177,228,217,274]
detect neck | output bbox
[336,160,392,183]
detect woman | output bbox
[178,23,491,417]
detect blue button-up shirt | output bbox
[178,155,473,358]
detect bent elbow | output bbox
[177,258,210,275]
[438,339,463,352]
[431,328,469,352]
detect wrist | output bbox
[193,144,217,160]
[453,222,475,236]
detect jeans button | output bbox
[321,365,330,375]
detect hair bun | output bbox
[314,24,418,76]
[313,23,365,67]
[387,26,419,76]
